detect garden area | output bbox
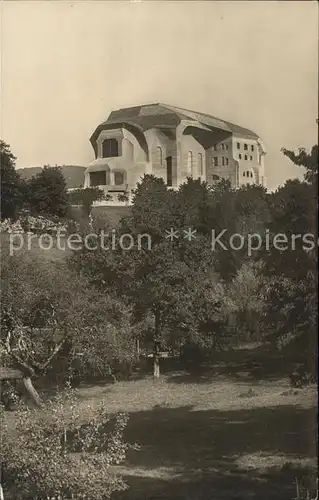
[0,140,317,499]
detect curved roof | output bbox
[90,103,259,143]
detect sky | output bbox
[1,1,318,190]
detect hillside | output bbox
[17,165,86,189]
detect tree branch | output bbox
[4,328,66,375]
[32,339,66,371]
[4,330,34,377]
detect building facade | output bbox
[84,103,266,205]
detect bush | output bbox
[0,141,24,220]
[24,166,69,217]
[289,364,316,388]
[1,387,129,499]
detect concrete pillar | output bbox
[84,172,90,188]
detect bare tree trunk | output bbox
[0,482,4,500]
[22,377,42,407]
[153,352,160,378]
[153,311,161,379]
[136,338,140,359]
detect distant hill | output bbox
[17,165,86,189]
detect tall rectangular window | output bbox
[251,145,254,152]
[154,146,163,165]
[166,156,173,186]
[213,157,218,166]
[114,171,125,185]
[198,153,203,176]
[187,151,193,174]
[226,158,229,165]
[102,138,119,158]
[222,157,225,166]
[245,155,248,160]
[237,142,240,149]
[244,144,248,150]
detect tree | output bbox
[220,261,267,344]
[261,271,317,379]
[0,140,24,220]
[25,166,69,217]
[282,144,318,186]
[264,178,316,279]
[68,187,105,217]
[257,145,318,379]
[1,242,136,405]
[234,184,270,236]
[72,176,225,377]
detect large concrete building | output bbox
[85,103,266,205]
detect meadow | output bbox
[71,348,317,500]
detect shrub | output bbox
[289,364,316,388]
[1,387,129,499]
[24,166,69,217]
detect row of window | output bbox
[90,170,125,187]
[239,154,253,161]
[212,156,229,167]
[237,142,254,152]
[100,138,256,161]
[212,153,252,164]
[156,148,205,177]
[156,149,205,179]
[212,143,229,151]
[212,173,254,183]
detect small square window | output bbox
[251,145,254,152]
[239,154,242,159]
[237,142,240,149]
[244,144,248,150]
[245,155,248,160]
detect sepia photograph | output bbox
[0,1,318,499]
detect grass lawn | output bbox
[3,341,317,499]
[73,372,316,500]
